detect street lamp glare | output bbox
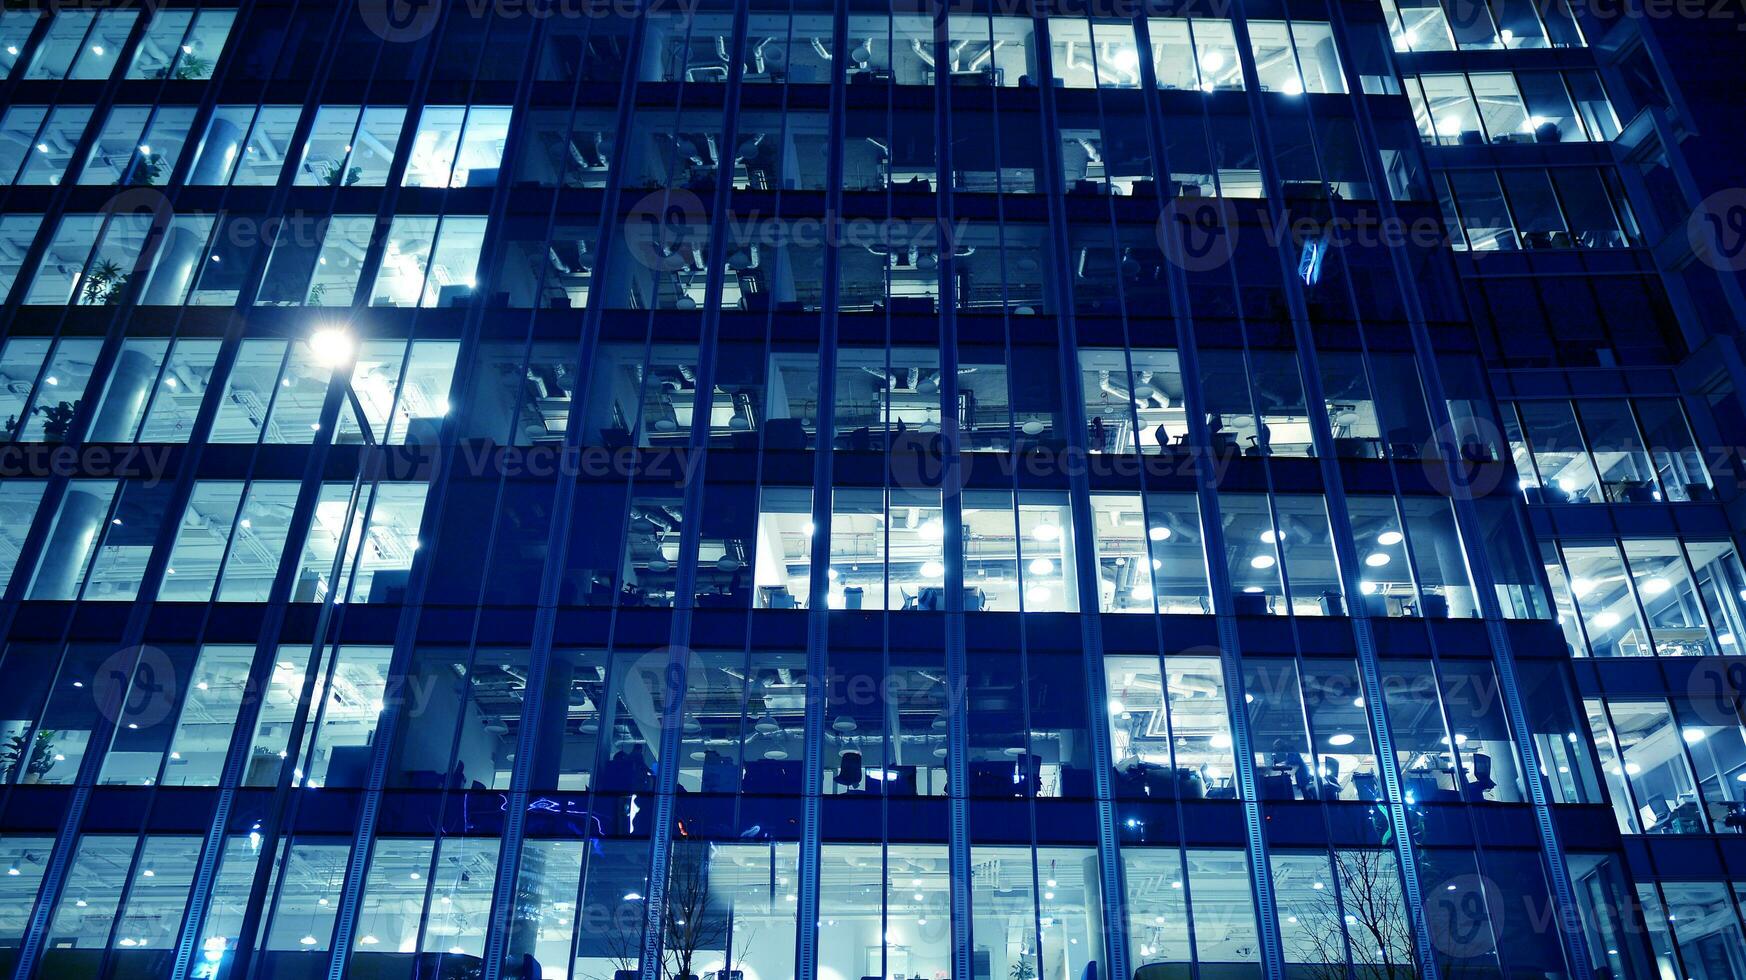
[308,327,356,369]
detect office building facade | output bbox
[0,0,1742,978]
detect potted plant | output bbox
[317,162,363,187]
[3,730,57,784]
[33,401,78,442]
[172,54,213,80]
[1009,958,1037,980]
[125,151,166,186]
[80,259,130,305]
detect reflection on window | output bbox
[370,215,489,307]
[0,11,37,79]
[294,482,428,605]
[0,481,47,592]
[3,105,92,186]
[817,843,951,980]
[513,107,615,188]
[2,337,103,442]
[755,488,813,609]
[1273,848,1414,974]
[25,10,138,80]
[25,213,153,306]
[1551,537,1746,657]
[403,105,513,188]
[1124,849,1260,972]
[1106,654,1241,800]
[296,105,406,187]
[0,215,43,301]
[80,105,196,186]
[256,215,376,306]
[187,105,302,185]
[126,8,234,80]
[26,480,122,600]
[969,846,1101,980]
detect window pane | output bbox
[0,12,37,78]
[261,841,349,951]
[137,214,216,305]
[139,338,221,441]
[1437,660,1525,803]
[159,645,256,786]
[83,481,176,600]
[294,105,362,185]
[350,838,436,957]
[1563,543,1649,657]
[127,9,193,78]
[210,340,288,443]
[159,481,246,601]
[1400,497,1476,618]
[43,836,133,954]
[1274,495,1342,616]
[231,106,301,185]
[1187,849,1261,969]
[1224,495,1284,615]
[0,215,43,302]
[1092,494,1150,613]
[754,487,812,609]
[1518,401,1599,502]
[300,214,376,309]
[1145,492,1210,614]
[351,107,407,185]
[172,9,231,78]
[1123,847,1192,966]
[1636,399,1710,501]
[187,106,260,184]
[300,645,391,788]
[1304,660,1380,801]
[0,481,48,592]
[28,481,119,600]
[1018,493,1077,612]
[69,11,137,79]
[1168,655,1240,798]
[1447,171,1517,249]
[1292,23,1344,94]
[216,481,300,601]
[25,11,96,79]
[452,106,511,187]
[24,213,101,304]
[403,105,467,187]
[1246,659,1316,800]
[1624,539,1714,656]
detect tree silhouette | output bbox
[1290,849,1418,980]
